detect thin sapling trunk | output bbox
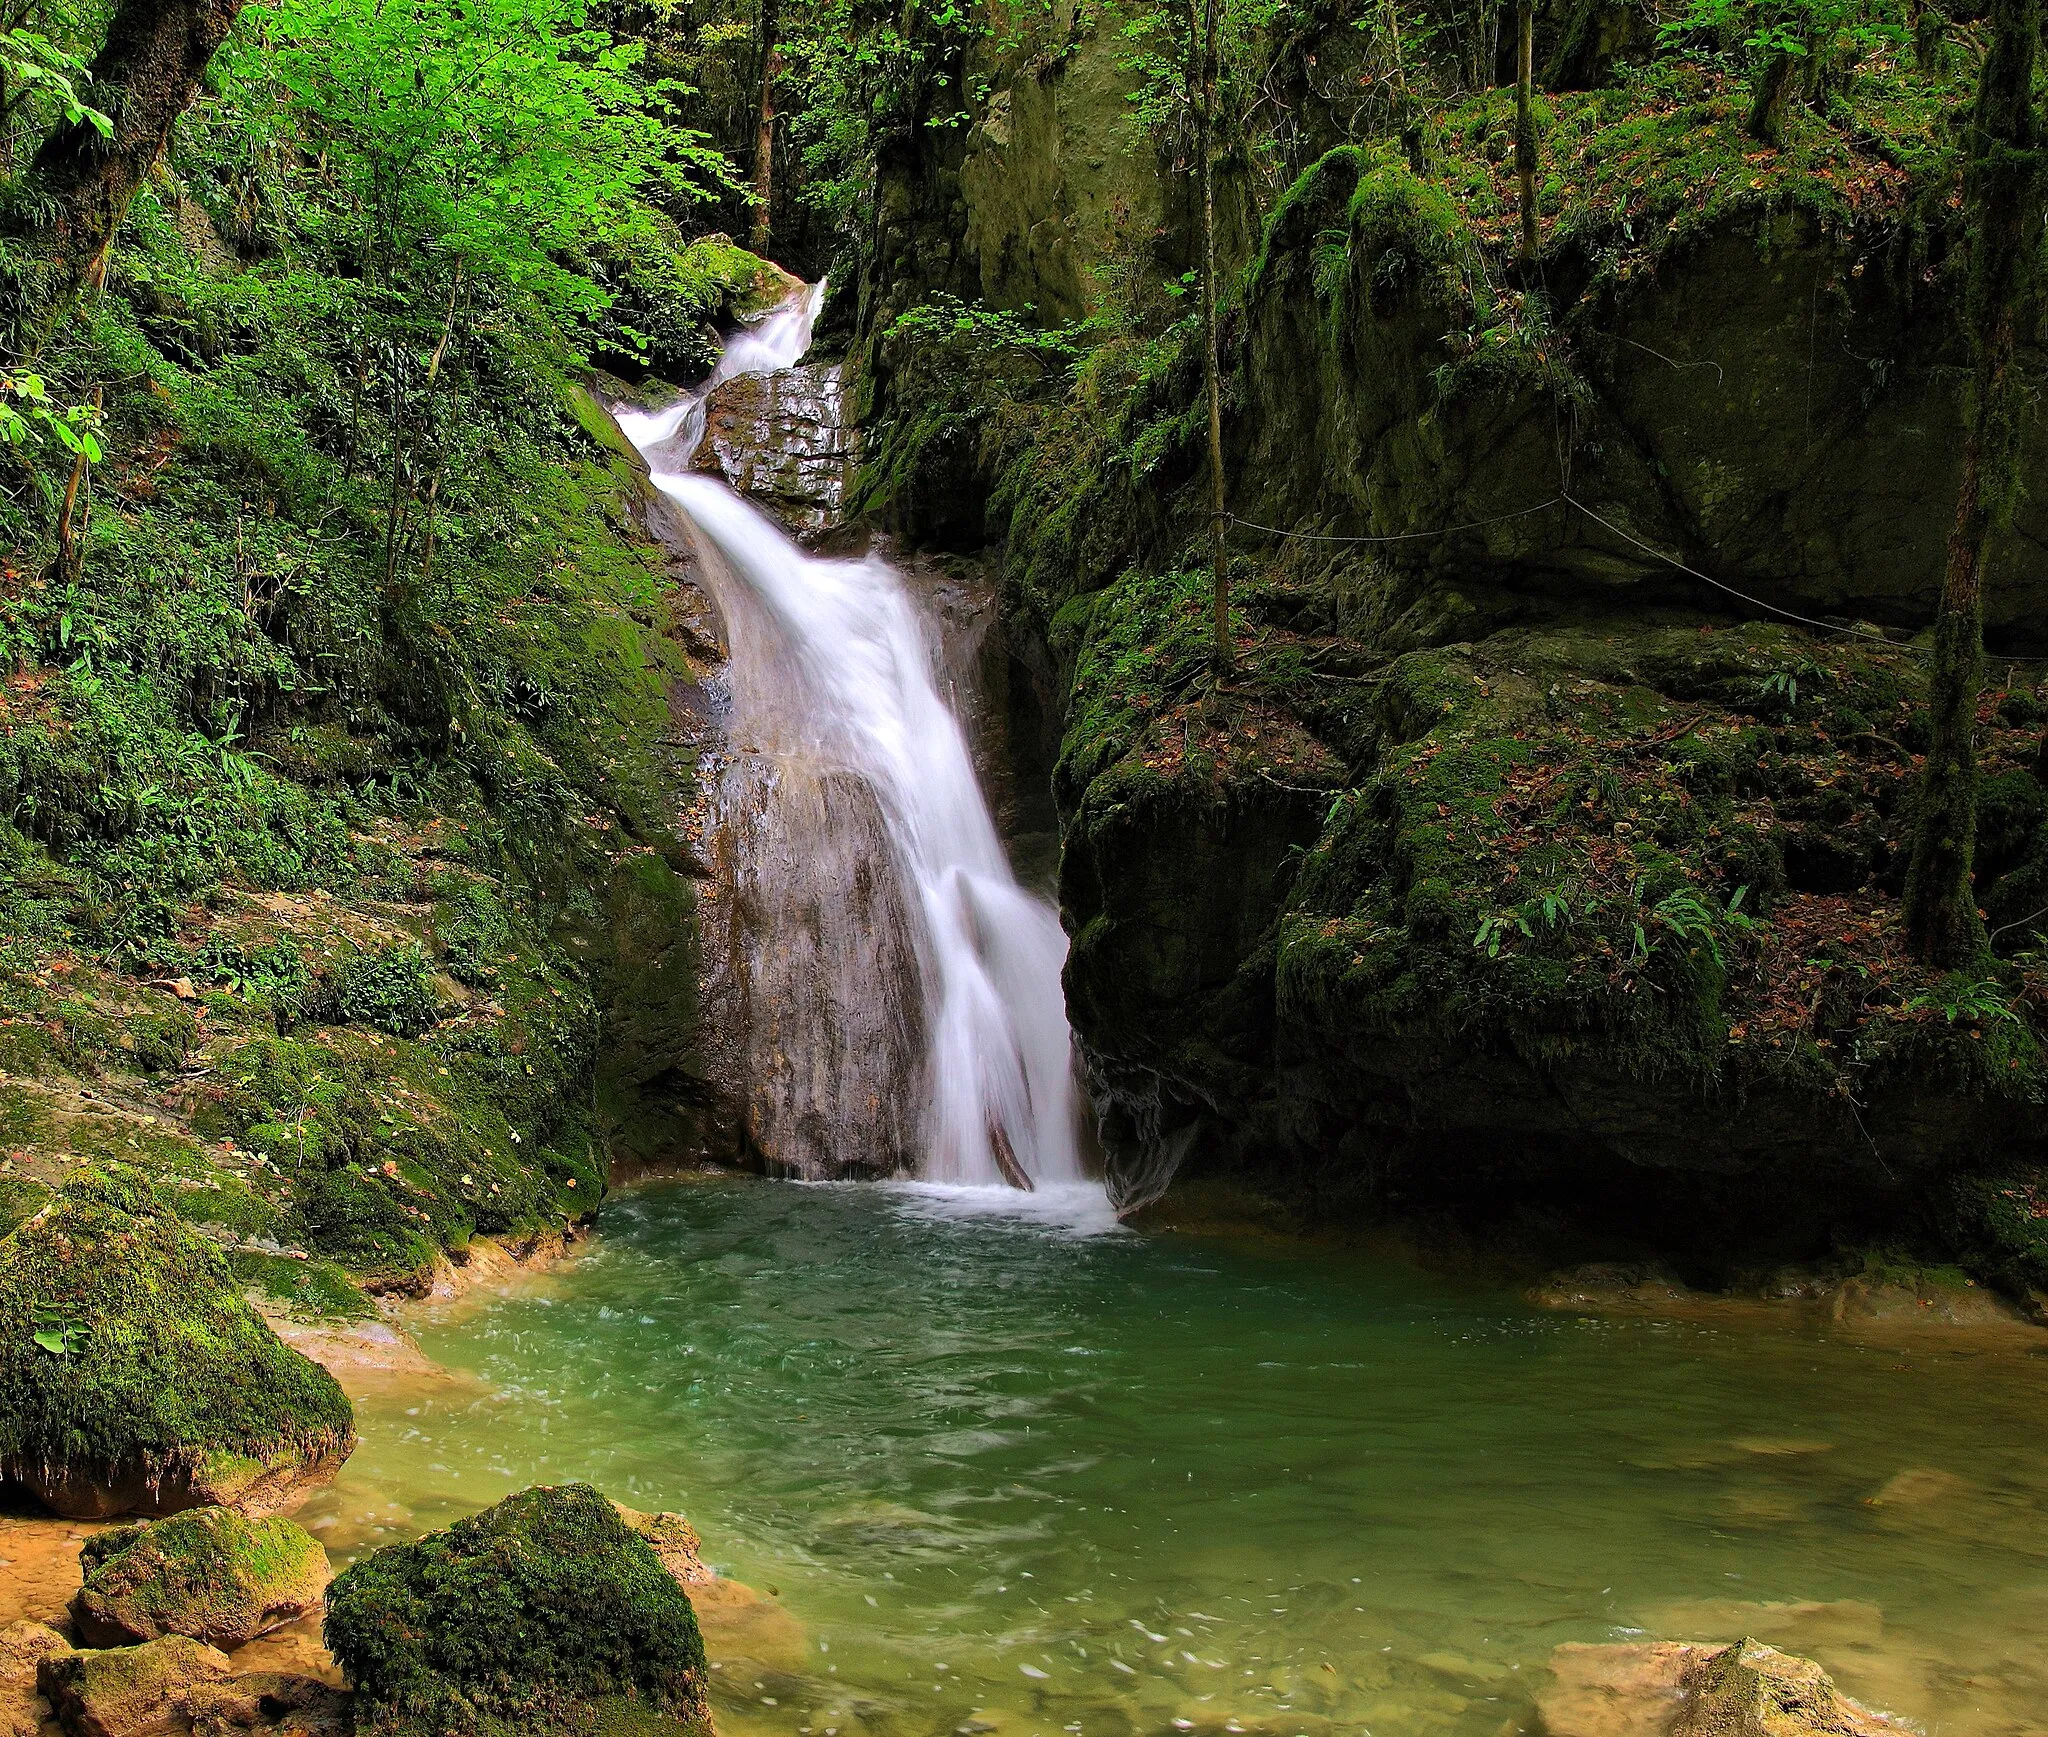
[1515,0,1538,261]
[1198,0,1229,672]
[1902,0,2040,965]
[751,0,780,255]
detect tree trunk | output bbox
[54,392,97,580]
[15,0,246,293]
[750,0,780,255]
[1382,0,1425,173]
[1910,0,1944,75]
[1903,0,2040,965]
[1514,0,1538,261]
[1199,0,1229,673]
[1746,49,1793,143]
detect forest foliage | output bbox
[0,0,2036,1239]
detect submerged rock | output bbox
[324,1482,711,1735]
[0,1168,356,1519]
[38,1634,232,1737]
[181,1671,350,1737]
[71,1505,333,1649]
[1538,1638,1908,1736]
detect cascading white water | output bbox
[615,287,1088,1192]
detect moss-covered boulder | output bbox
[1675,1638,1906,1735]
[1938,1169,2048,1315]
[1541,1637,1907,1735]
[70,1506,332,1650]
[37,1635,232,1737]
[325,1483,711,1736]
[0,1168,355,1519]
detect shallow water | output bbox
[301,1177,2048,1737]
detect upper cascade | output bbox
[616,287,1091,1194]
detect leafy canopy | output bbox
[228,0,736,321]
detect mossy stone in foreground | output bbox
[326,1483,711,1737]
[37,1635,234,1736]
[71,1505,332,1648]
[0,1167,355,1518]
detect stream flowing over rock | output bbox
[616,292,1089,1188]
[692,362,855,535]
[837,7,2048,1264]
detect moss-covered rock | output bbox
[1676,1637,1906,1734]
[1540,1638,1908,1736]
[71,1506,332,1650]
[37,1635,232,1737]
[587,225,793,383]
[1041,591,2048,1269]
[0,1168,355,1519]
[1938,1169,2048,1315]
[1231,77,2048,645]
[325,1483,711,1737]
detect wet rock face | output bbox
[702,760,928,1179]
[693,363,855,535]
[70,1507,332,1650]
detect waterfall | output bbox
[615,287,1088,1192]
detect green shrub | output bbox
[335,944,439,1040]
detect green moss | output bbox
[0,1082,50,1148]
[326,1483,711,1737]
[1268,623,2048,1115]
[1940,1171,2048,1301]
[430,876,513,990]
[1418,57,1964,284]
[37,1635,233,1727]
[585,224,786,382]
[73,1504,330,1648]
[231,1250,372,1321]
[0,1166,354,1506]
[0,1174,50,1233]
[209,1025,597,1290]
